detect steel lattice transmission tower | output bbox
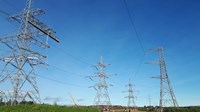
[148,47,178,112]
[0,0,59,105]
[88,56,114,110]
[122,79,136,109]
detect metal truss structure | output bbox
[122,79,136,109]
[0,0,59,105]
[88,56,114,110]
[148,47,178,112]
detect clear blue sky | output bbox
[0,0,200,106]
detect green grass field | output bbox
[1,105,200,112]
[163,108,200,112]
[0,104,100,112]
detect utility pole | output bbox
[0,0,59,105]
[88,56,114,111]
[122,79,136,111]
[147,47,178,112]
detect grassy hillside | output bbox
[0,104,100,112]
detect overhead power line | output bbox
[48,64,84,78]
[123,0,147,79]
[132,51,146,79]
[0,9,9,16]
[0,0,20,11]
[0,9,19,28]
[48,42,92,66]
[123,0,145,52]
[37,74,87,88]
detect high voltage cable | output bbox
[0,9,9,16]
[0,9,19,28]
[123,0,145,53]
[123,0,146,79]
[48,64,84,78]
[133,51,147,79]
[0,0,20,11]
[37,74,87,88]
[48,42,92,66]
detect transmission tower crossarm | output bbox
[125,96,134,98]
[86,76,93,81]
[0,34,50,49]
[92,65,99,71]
[9,9,45,22]
[30,36,50,48]
[28,17,60,43]
[20,47,47,58]
[0,35,19,43]
[28,58,48,66]
[8,7,59,43]
[149,48,159,51]
[151,76,161,79]
[145,61,159,65]
[89,86,97,91]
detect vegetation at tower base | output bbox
[0,104,200,112]
[163,107,200,112]
[143,106,200,112]
[0,104,100,112]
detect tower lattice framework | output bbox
[123,79,136,109]
[0,0,59,105]
[149,47,178,112]
[88,56,114,110]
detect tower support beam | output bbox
[0,0,59,105]
[148,47,178,112]
[122,79,136,111]
[88,56,114,111]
